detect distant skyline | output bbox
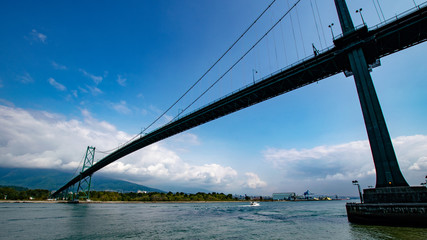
[0,0,426,196]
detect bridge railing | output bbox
[54,2,427,197]
[167,1,427,129]
[136,1,427,150]
[331,2,427,40]
[159,44,335,131]
[368,1,427,32]
[332,23,366,40]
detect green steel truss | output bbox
[75,146,96,201]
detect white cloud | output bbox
[147,105,175,127]
[393,135,427,171]
[264,140,373,180]
[78,86,88,94]
[117,75,127,86]
[30,29,47,43]
[409,157,427,171]
[111,100,131,114]
[103,146,238,186]
[243,172,267,189]
[48,77,66,91]
[79,69,103,84]
[85,85,103,96]
[166,133,200,151]
[264,135,427,191]
[18,72,34,84]
[0,99,14,107]
[0,105,238,190]
[52,61,67,70]
[3,104,425,195]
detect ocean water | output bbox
[1,201,426,239]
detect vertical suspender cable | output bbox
[295,5,307,56]
[170,0,302,123]
[314,0,327,47]
[279,0,288,66]
[279,20,288,66]
[256,42,261,80]
[271,8,280,69]
[287,0,300,60]
[141,0,277,134]
[310,0,323,49]
[230,61,233,91]
[266,33,272,73]
[376,0,386,21]
[372,0,382,22]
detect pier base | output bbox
[346,203,427,227]
[363,186,427,203]
[346,187,427,227]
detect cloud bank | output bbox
[264,135,427,193]
[0,105,239,191]
[243,172,267,189]
[1,104,425,195]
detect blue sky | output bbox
[0,0,426,196]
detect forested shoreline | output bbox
[0,186,238,202]
[0,186,50,200]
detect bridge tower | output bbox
[74,146,96,201]
[334,0,408,188]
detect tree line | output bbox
[0,186,50,200]
[81,191,236,202]
[0,186,237,202]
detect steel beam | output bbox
[52,4,427,197]
[334,0,408,187]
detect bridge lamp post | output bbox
[252,69,258,84]
[352,180,363,203]
[328,23,335,39]
[356,8,365,25]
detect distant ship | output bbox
[250,201,260,206]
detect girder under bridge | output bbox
[52,4,427,197]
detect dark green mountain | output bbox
[0,167,164,193]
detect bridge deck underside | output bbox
[52,6,427,197]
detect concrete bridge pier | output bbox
[334,0,427,226]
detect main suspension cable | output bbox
[170,0,302,123]
[95,1,278,154]
[141,0,277,134]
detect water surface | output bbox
[1,201,426,239]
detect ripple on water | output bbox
[1,202,427,239]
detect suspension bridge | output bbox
[52,0,427,200]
